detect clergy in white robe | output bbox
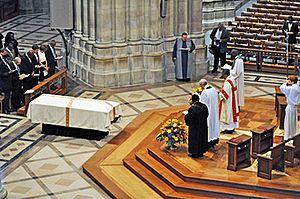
[219,69,239,133]
[230,50,244,107]
[280,76,300,141]
[199,79,220,147]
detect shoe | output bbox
[211,69,217,73]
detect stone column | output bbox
[189,0,208,80]
[0,177,8,199]
[177,0,189,34]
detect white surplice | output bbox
[219,76,239,130]
[280,83,300,140]
[200,85,220,142]
[230,57,244,106]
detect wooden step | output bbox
[136,150,298,199]
[123,158,216,199]
[147,147,300,198]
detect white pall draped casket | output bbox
[27,94,122,132]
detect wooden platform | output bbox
[83,98,300,199]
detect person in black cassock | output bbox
[45,40,58,78]
[185,94,209,158]
[4,32,19,57]
[172,32,195,82]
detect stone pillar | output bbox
[0,177,8,199]
[189,0,208,80]
[69,0,208,87]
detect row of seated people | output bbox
[0,37,60,114]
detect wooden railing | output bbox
[17,69,68,116]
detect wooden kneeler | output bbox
[285,134,300,167]
[257,142,285,180]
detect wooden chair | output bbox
[273,19,284,25]
[242,33,256,39]
[236,16,247,22]
[266,24,279,30]
[256,34,269,41]
[262,29,274,35]
[270,35,284,42]
[266,13,278,19]
[260,18,272,24]
[257,142,285,180]
[236,26,249,33]
[276,42,287,52]
[254,12,266,18]
[249,39,262,49]
[248,7,258,12]
[230,32,241,38]
[282,10,295,16]
[249,28,262,34]
[241,11,253,17]
[240,21,253,28]
[253,23,266,29]
[285,134,300,167]
[247,17,259,23]
[235,38,249,48]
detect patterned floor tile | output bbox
[147,85,188,98]
[130,100,169,112]
[4,179,48,198]
[115,90,156,103]
[164,95,190,106]
[27,146,59,162]
[55,187,109,199]
[177,83,198,93]
[39,172,91,194]
[0,140,32,161]
[64,151,96,169]
[0,117,18,127]
[25,157,74,177]
[51,139,98,156]
[3,166,32,183]
[78,91,100,99]
[21,125,43,141]
[120,104,139,116]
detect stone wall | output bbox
[69,0,208,87]
[19,0,50,15]
[202,0,249,30]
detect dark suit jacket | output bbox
[21,53,35,90]
[45,45,57,77]
[210,28,230,54]
[0,59,13,89]
[282,22,299,44]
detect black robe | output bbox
[282,21,299,44]
[185,102,209,156]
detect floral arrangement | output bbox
[156,118,188,150]
[188,87,203,104]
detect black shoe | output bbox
[211,69,217,73]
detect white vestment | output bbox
[219,76,239,130]
[280,83,300,140]
[200,86,220,142]
[230,57,244,106]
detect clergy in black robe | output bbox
[11,57,23,110]
[172,32,195,82]
[21,51,36,91]
[185,94,209,158]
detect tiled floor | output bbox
[0,13,293,199]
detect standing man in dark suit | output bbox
[29,44,40,86]
[21,50,37,91]
[0,49,14,114]
[11,57,23,110]
[210,23,230,73]
[45,40,58,78]
[282,16,299,45]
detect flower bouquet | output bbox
[156,118,188,150]
[188,87,203,104]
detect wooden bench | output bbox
[251,124,275,158]
[17,69,68,116]
[285,134,300,167]
[257,142,285,180]
[227,134,252,171]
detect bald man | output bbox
[11,57,23,110]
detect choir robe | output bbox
[200,85,220,146]
[219,76,239,130]
[185,101,209,156]
[231,56,244,107]
[280,83,300,140]
[172,38,195,80]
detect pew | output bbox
[257,142,285,180]
[251,124,275,158]
[227,134,252,171]
[285,134,300,167]
[17,69,68,116]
